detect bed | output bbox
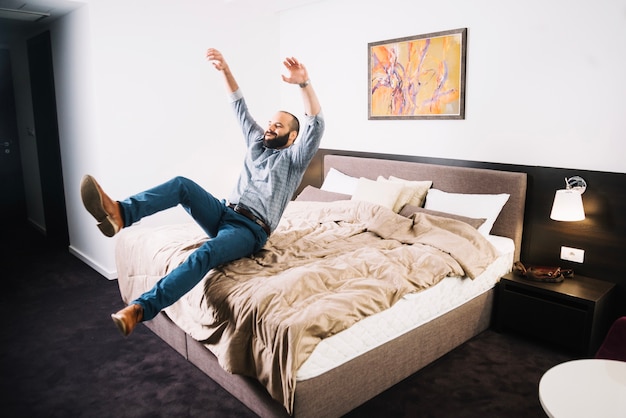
[114,153,527,417]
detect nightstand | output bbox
[495,272,616,356]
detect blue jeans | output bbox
[118,176,268,321]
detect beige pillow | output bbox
[351,177,404,210]
[377,176,433,211]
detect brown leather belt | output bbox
[227,203,270,236]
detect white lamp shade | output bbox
[550,189,585,221]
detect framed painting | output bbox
[368,28,467,120]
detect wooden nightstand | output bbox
[495,272,616,356]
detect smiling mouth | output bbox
[265,131,276,138]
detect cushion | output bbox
[424,189,510,236]
[351,177,405,210]
[377,176,433,211]
[295,185,351,202]
[320,168,359,195]
[595,317,626,361]
[399,205,486,229]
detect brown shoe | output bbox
[80,175,123,237]
[111,304,143,336]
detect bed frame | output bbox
[136,153,527,417]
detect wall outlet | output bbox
[560,246,584,263]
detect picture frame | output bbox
[368,28,467,120]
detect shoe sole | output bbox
[80,175,119,237]
[111,314,129,336]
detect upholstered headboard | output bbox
[323,155,527,262]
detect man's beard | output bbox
[263,131,290,149]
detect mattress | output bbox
[296,234,513,380]
[116,214,513,408]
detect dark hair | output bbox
[280,111,300,135]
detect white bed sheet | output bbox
[295,235,514,381]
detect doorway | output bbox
[0,48,27,237]
[27,31,69,248]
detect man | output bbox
[81,48,324,336]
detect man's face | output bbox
[263,112,296,149]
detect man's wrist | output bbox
[299,79,310,88]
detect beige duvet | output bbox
[116,200,498,413]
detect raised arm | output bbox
[207,49,321,116]
[206,48,239,93]
[281,57,321,116]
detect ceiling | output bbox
[0,0,323,44]
[0,0,82,42]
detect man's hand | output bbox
[206,48,239,93]
[206,48,228,72]
[281,57,309,85]
[282,56,320,116]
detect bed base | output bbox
[144,290,494,417]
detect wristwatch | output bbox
[299,79,310,88]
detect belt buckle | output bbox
[229,203,270,236]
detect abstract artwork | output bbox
[369,28,467,120]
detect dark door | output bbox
[27,31,69,248]
[0,48,27,237]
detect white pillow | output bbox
[351,177,405,210]
[320,168,359,195]
[378,176,433,210]
[424,189,510,236]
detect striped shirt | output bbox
[227,89,325,232]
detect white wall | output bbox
[280,0,626,173]
[10,0,626,278]
[54,0,282,277]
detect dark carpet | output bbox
[1,224,576,417]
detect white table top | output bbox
[539,359,626,418]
